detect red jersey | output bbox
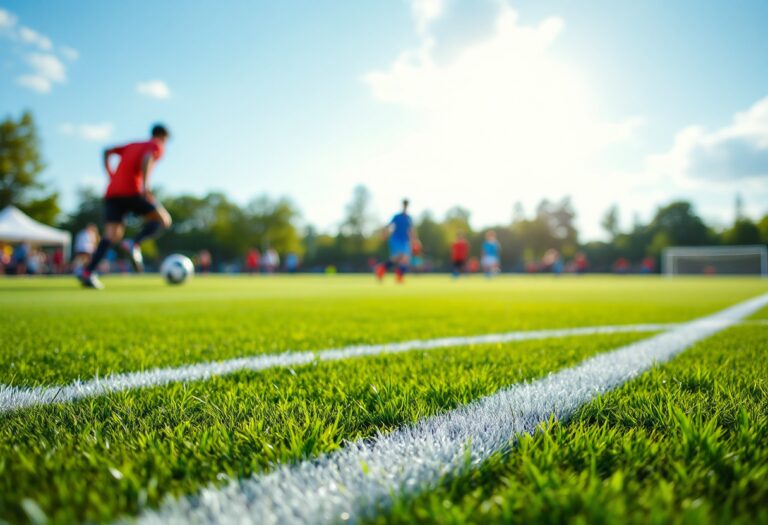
[105,139,164,197]
[451,239,469,262]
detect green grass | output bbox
[1,275,767,524]
[0,333,649,524]
[1,275,765,386]
[371,324,768,525]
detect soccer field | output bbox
[1,275,768,524]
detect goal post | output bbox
[662,245,768,277]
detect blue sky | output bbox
[1,0,767,239]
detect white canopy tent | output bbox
[0,206,71,257]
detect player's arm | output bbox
[141,152,155,198]
[408,216,417,242]
[103,147,120,178]
[381,218,394,239]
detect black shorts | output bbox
[104,195,159,223]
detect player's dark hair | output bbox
[151,124,170,139]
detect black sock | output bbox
[86,239,111,274]
[133,220,164,245]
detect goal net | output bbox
[662,245,768,276]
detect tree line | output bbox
[4,111,768,273]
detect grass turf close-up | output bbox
[1,275,767,524]
[371,324,768,525]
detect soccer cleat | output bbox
[375,263,386,281]
[122,240,145,273]
[80,273,104,290]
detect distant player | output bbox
[79,124,171,289]
[411,238,424,273]
[73,223,99,273]
[481,230,501,277]
[451,232,469,278]
[376,199,414,283]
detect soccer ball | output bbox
[160,254,194,285]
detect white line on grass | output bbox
[129,293,768,525]
[0,323,671,413]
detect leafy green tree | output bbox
[244,195,303,255]
[647,201,712,249]
[335,185,378,269]
[722,219,762,245]
[758,215,768,244]
[341,185,375,238]
[601,205,620,240]
[0,111,59,223]
[443,206,472,238]
[416,211,450,267]
[59,188,102,233]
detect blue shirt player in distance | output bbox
[481,230,501,277]
[376,199,415,283]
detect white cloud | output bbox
[0,8,16,30]
[59,46,79,61]
[353,4,639,234]
[410,0,444,35]
[58,122,114,142]
[17,74,52,93]
[79,123,114,141]
[26,52,66,82]
[648,96,768,182]
[1,8,75,93]
[136,80,171,99]
[18,26,52,50]
[16,52,67,93]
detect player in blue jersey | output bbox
[481,230,501,278]
[376,199,415,283]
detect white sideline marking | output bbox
[0,324,671,414]
[129,293,768,525]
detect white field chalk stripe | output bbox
[0,324,672,414]
[129,293,768,525]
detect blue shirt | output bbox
[483,240,499,257]
[389,213,412,243]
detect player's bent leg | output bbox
[134,207,170,245]
[375,262,387,281]
[128,203,171,273]
[394,254,409,283]
[81,222,124,289]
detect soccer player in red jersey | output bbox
[451,232,470,278]
[79,124,171,289]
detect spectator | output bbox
[613,257,630,274]
[245,248,260,274]
[52,248,65,274]
[12,243,30,275]
[73,224,100,274]
[574,252,588,274]
[640,256,655,274]
[264,248,280,273]
[285,252,299,273]
[198,249,212,274]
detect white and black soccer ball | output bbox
[160,254,195,285]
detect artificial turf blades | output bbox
[370,324,768,525]
[1,275,767,524]
[1,275,764,386]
